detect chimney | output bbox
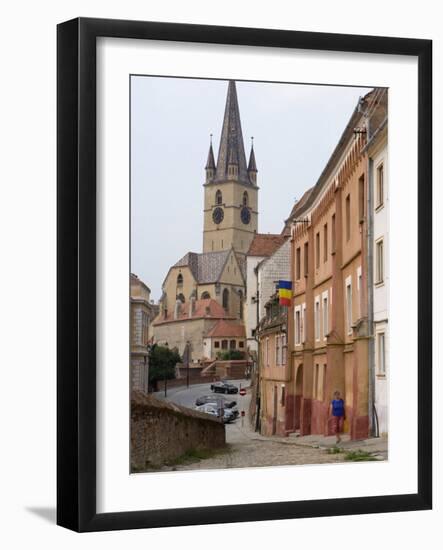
[174,300,181,320]
[189,296,196,318]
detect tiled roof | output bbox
[246,234,287,257]
[206,319,246,338]
[173,250,231,284]
[153,298,232,325]
[283,187,313,231]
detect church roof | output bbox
[246,234,287,257]
[153,299,232,325]
[173,250,233,284]
[214,80,251,185]
[205,319,246,338]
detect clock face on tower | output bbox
[241,206,251,225]
[212,207,224,224]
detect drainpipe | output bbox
[367,156,377,437]
[254,266,261,432]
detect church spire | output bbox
[247,137,257,184]
[215,80,249,184]
[205,134,216,182]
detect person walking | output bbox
[329,390,345,444]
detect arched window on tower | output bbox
[215,190,222,205]
[177,273,183,287]
[243,191,248,206]
[201,291,211,300]
[222,288,229,311]
[177,293,185,303]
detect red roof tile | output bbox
[247,234,287,257]
[153,299,232,325]
[205,319,246,338]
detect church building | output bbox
[158,80,258,321]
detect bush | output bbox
[216,350,244,360]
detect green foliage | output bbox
[344,449,377,462]
[216,350,244,360]
[327,446,343,454]
[148,345,180,383]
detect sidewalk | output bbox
[288,433,388,459]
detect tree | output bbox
[148,345,180,385]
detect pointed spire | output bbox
[215,80,249,184]
[247,137,257,184]
[205,134,216,170]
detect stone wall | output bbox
[131,392,226,471]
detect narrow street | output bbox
[154,380,347,471]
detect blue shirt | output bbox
[331,399,345,417]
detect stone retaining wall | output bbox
[131,391,226,471]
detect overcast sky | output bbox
[131,77,372,302]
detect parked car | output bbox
[195,403,236,423]
[210,381,239,394]
[195,394,237,408]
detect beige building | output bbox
[203,319,246,359]
[153,298,237,363]
[160,248,245,320]
[130,274,158,393]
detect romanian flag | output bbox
[278,280,292,307]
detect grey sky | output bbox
[131,77,372,302]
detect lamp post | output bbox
[182,341,191,389]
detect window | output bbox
[222,288,229,310]
[377,333,386,374]
[323,223,328,262]
[315,299,320,340]
[331,213,336,253]
[345,194,351,241]
[221,340,228,349]
[313,364,319,398]
[302,303,306,343]
[304,242,309,277]
[376,239,384,284]
[230,340,236,349]
[238,290,243,319]
[323,294,328,339]
[216,189,222,205]
[295,309,301,345]
[201,291,210,299]
[177,293,185,303]
[315,232,320,268]
[282,333,287,365]
[266,337,269,366]
[177,273,183,286]
[357,266,362,318]
[296,247,301,280]
[243,191,248,206]
[239,341,244,348]
[346,282,352,334]
[358,174,365,221]
[281,385,286,406]
[376,164,384,208]
[214,341,220,349]
[275,335,280,365]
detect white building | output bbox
[244,234,287,353]
[367,90,388,435]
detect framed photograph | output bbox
[57,17,432,532]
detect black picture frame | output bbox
[57,17,432,532]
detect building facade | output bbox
[258,294,289,436]
[278,89,387,441]
[130,274,157,393]
[366,90,388,436]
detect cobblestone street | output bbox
[154,381,352,471]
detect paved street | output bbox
[154,381,351,471]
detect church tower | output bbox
[203,80,258,257]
